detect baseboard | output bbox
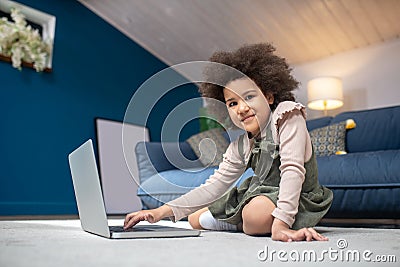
[0,202,77,216]
[0,214,79,220]
[319,218,400,228]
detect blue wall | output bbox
[0,0,201,215]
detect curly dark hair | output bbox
[200,43,299,114]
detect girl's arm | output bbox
[165,137,248,222]
[124,137,247,228]
[271,108,310,227]
[270,107,329,241]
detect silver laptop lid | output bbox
[68,139,110,238]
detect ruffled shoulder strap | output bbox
[271,101,306,141]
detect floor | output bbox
[1,219,399,267]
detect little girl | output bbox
[124,43,333,242]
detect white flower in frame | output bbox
[0,1,55,72]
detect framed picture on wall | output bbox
[95,118,150,215]
[0,0,56,72]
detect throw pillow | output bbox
[309,119,356,157]
[186,128,229,166]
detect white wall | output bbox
[292,38,400,119]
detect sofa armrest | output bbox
[135,141,202,184]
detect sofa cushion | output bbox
[309,121,347,156]
[317,150,400,188]
[331,105,400,153]
[325,187,400,219]
[306,116,333,131]
[135,141,203,184]
[137,167,254,209]
[186,128,229,166]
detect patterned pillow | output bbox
[186,128,229,166]
[309,120,352,157]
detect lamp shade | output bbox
[307,77,343,111]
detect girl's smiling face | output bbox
[223,78,274,137]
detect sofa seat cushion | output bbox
[137,167,254,209]
[325,187,400,219]
[317,149,400,188]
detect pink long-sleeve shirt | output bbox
[167,101,312,228]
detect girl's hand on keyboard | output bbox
[124,205,172,229]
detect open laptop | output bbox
[68,139,201,239]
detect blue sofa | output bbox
[136,105,400,219]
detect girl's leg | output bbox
[188,207,237,231]
[241,195,276,236]
[188,207,209,229]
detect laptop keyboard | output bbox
[109,226,153,232]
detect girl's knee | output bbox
[242,213,273,236]
[241,196,275,235]
[188,213,202,229]
[188,208,209,230]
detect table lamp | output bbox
[307,77,344,116]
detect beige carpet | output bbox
[1,219,399,267]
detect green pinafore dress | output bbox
[208,125,333,230]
